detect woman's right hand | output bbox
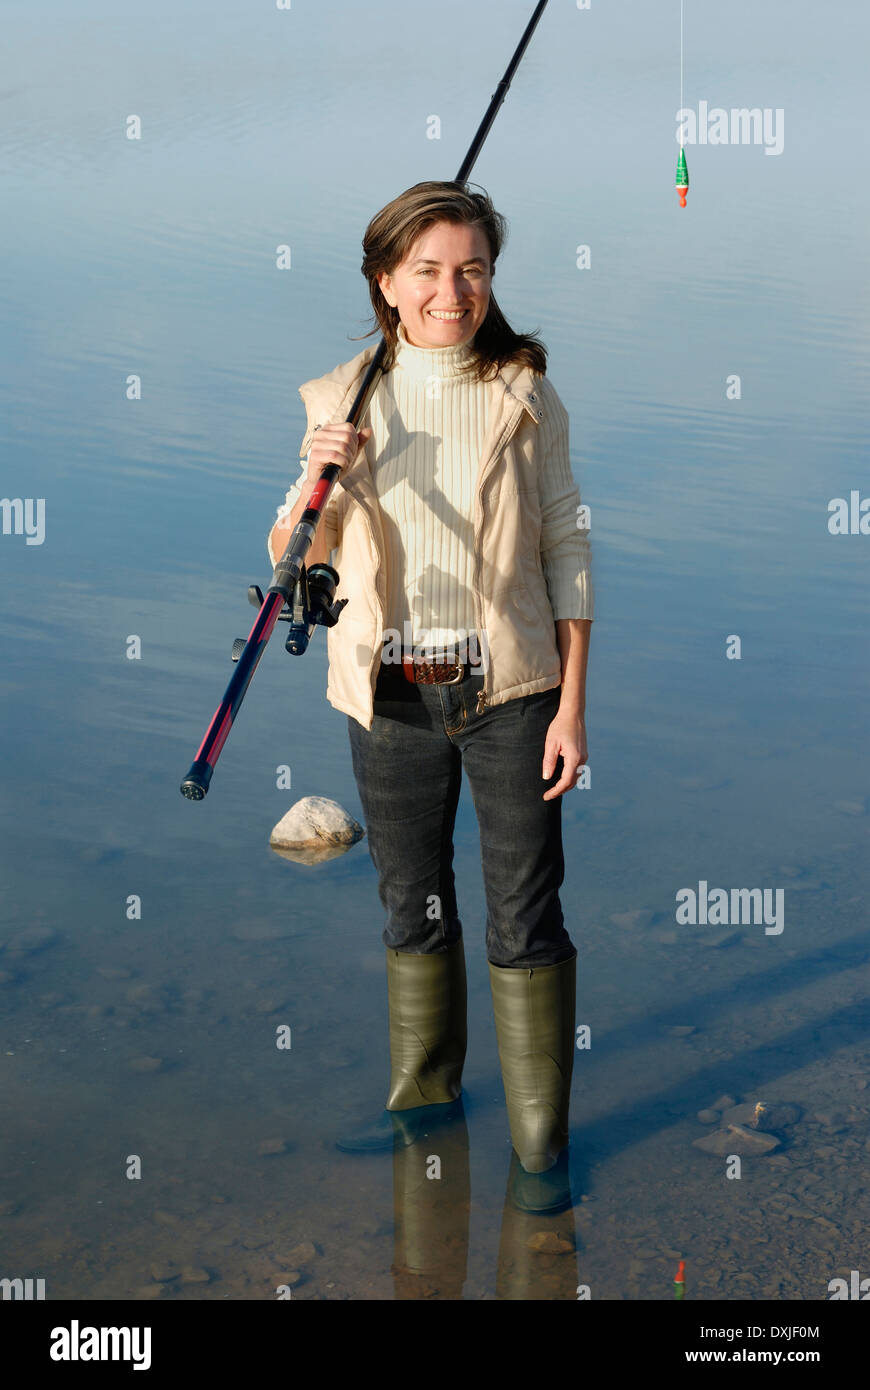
[305,423,372,485]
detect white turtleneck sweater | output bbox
[366,323,487,647]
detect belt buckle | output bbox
[441,660,464,684]
[402,652,465,685]
[422,648,464,684]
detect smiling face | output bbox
[376,219,492,349]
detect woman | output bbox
[267,181,593,1212]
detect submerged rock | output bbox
[609,909,654,931]
[677,775,729,791]
[257,1138,288,1156]
[693,1125,781,1157]
[135,1283,165,1300]
[527,1231,574,1254]
[270,797,364,865]
[128,1056,164,1074]
[698,930,742,949]
[721,1101,801,1131]
[283,1241,318,1267]
[254,997,285,1015]
[4,926,59,956]
[812,1108,849,1131]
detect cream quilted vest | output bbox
[289,342,592,731]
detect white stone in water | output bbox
[270,797,364,858]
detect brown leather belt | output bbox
[395,650,483,686]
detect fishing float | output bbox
[676,0,690,206]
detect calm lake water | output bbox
[1,0,867,1301]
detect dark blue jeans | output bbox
[347,661,576,968]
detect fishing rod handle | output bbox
[268,363,385,595]
[269,461,343,596]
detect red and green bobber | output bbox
[675,146,689,207]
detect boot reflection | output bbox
[390,1097,470,1300]
[496,1152,579,1301]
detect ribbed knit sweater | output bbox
[366,322,487,647]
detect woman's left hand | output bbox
[542,709,588,800]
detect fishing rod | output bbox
[180,0,550,801]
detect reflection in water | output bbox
[390,1103,470,1300]
[387,1123,581,1301]
[497,1156,579,1302]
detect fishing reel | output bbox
[231,563,347,661]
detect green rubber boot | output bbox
[489,957,576,1181]
[336,941,467,1154]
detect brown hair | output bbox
[352,180,547,382]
